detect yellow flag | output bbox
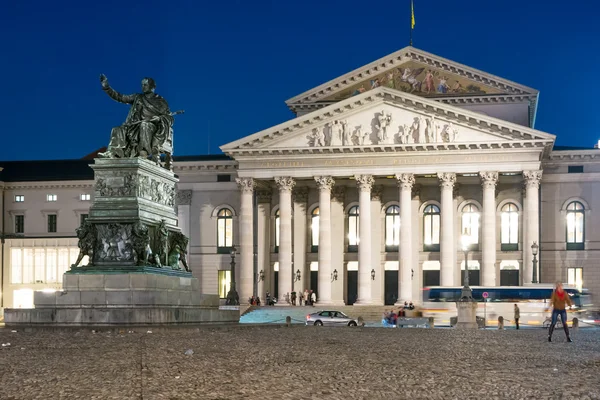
[411,0,416,29]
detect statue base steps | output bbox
[3,272,239,327]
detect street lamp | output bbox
[531,241,539,284]
[294,269,301,282]
[371,269,376,281]
[225,246,239,305]
[460,229,473,301]
[258,269,264,282]
[331,269,338,282]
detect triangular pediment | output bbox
[285,46,538,108]
[221,87,554,156]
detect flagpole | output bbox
[409,0,413,46]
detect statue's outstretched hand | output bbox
[100,74,109,89]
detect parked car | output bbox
[306,310,358,327]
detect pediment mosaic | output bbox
[320,60,505,103]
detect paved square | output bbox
[1,327,599,399]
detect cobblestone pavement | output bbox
[1,326,599,399]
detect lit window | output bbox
[10,248,22,284]
[217,208,233,253]
[47,194,57,202]
[423,205,440,251]
[461,204,480,248]
[14,195,24,202]
[46,249,58,283]
[23,249,34,284]
[311,207,320,251]
[567,267,583,290]
[501,203,519,251]
[385,205,400,250]
[218,270,231,299]
[566,201,584,250]
[274,209,280,249]
[80,194,91,201]
[35,249,45,283]
[348,206,359,251]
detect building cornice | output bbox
[3,181,94,190]
[547,150,600,162]
[173,161,238,173]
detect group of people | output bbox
[290,290,317,306]
[383,302,416,326]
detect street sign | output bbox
[482,292,489,299]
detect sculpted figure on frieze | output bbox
[308,127,326,147]
[417,116,427,144]
[329,121,343,146]
[376,110,393,144]
[341,120,352,146]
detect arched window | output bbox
[348,206,359,252]
[385,205,400,251]
[461,204,480,249]
[566,201,585,250]
[274,209,280,252]
[423,205,440,251]
[217,208,233,254]
[501,203,519,251]
[311,207,319,252]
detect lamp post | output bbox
[225,246,239,305]
[531,241,539,284]
[460,229,473,301]
[294,269,301,283]
[371,269,376,281]
[331,269,338,282]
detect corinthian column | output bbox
[437,173,456,286]
[480,172,498,286]
[235,177,255,302]
[275,177,295,304]
[355,174,374,305]
[523,170,542,284]
[315,176,335,304]
[396,173,415,303]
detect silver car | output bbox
[306,310,358,327]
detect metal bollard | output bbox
[357,316,365,327]
[428,317,434,328]
[572,317,579,329]
[498,316,504,330]
[285,316,291,327]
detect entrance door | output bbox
[461,270,480,286]
[500,270,519,286]
[423,270,440,287]
[384,271,398,305]
[310,271,318,298]
[346,271,358,305]
[274,271,278,299]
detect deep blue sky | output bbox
[1,0,599,161]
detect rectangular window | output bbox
[80,193,91,201]
[10,248,22,284]
[46,249,58,283]
[46,194,57,202]
[567,267,583,290]
[568,166,584,173]
[35,249,45,283]
[217,175,231,182]
[58,248,70,277]
[14,195,24,202]
[48,214,57,233]
[15,215,24,234]
[218,270,231,299]
[80,214,89,226]
[23,249,34,284]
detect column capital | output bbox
[523,170,543,189]
[275,176,296,193]
[314,176,335,191]
[292,186,309,203]
[479,171,499,189]
[355,174,374,192]
[256,189,272,204]
[332,186,346,203]
[437,172,456,189]
[395,173,415,190]
[236,177,255,193]
[175,190,192,205]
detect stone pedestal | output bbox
[455,301,478,329]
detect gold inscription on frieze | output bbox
[323,159,375,166]
[260,161,305,168]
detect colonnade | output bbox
[235,170,542,305]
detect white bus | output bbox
[421,285,591,327]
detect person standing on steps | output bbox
[514,304,520,330]
[548,282,573,342]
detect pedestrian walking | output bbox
[548,282,573,342]
[514,304,520,330]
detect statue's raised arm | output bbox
[100,74,135,105]
[98,75,181,171]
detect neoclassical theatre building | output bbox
[1,46,599,310]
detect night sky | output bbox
[1,0,599,161]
